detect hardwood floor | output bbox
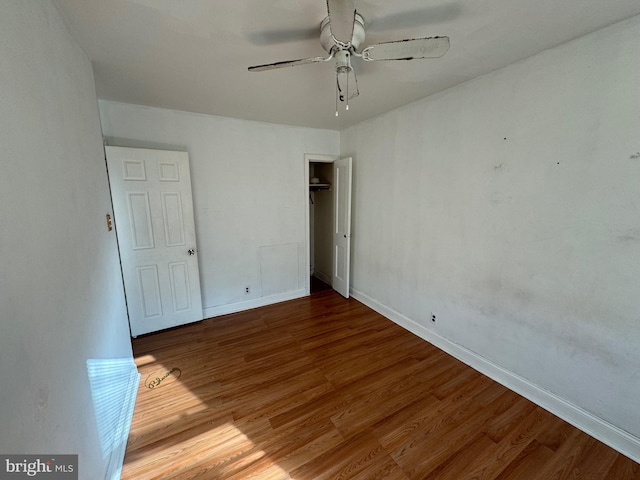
[123,291,639,479]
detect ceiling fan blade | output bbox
[248,55,331,72]
[326,0,356,46]
[337,67,359,101]
[361,36,450,61]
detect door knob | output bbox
[188,249,196,256]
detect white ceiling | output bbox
[54,0,640,131]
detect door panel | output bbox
[332,157,352,298]
[106,146,203,336]
[137,265,162,318]
[123,159,146,180]
[128,192,154,249]
[159,161,180,181]
[161,192,186,246]
[169,261,191,312]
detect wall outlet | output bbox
[244,285,251,295]
[431,313,437,323]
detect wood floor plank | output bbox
[529,428,597,480]
[122,291,640,479]
[378,380,507,453]
[288,430,392,480]
[388,388,523,478]
[440,406,551,479]
[421,432,496,480]
[268,356,421,430]
[484,394,538,443]
[572,440,621,478]
[604,455,640,480]
[330,363,440,438]
[260,417,345,472]
[494,440,556,480]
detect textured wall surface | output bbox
[342,15,640,441]
[0,2,133,478]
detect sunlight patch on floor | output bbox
[124,420,288,479]
[133,354,157,368]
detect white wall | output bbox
[0,1,133,477]
[99,101,340,316]
[342,15,640,455]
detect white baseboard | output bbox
[202,289,307,319]
[350,288,640,463]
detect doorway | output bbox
[304,154,352,298]
[309,160,334,292]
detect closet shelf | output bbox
[309,183,331,191]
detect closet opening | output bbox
[304,154,352,298]
[309,160,335,294]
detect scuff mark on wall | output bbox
[616,229,640,242]
[34,386,48,423]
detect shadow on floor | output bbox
[310,275,332,295]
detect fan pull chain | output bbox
[346,69,349,111]
[335,78,339,117]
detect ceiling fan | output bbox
[248,0,450,115]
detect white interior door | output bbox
[105,146,203,336]
[332,157,352,298]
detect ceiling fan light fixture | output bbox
[336,69,350,113]
[335,50,356,115]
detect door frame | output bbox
[304,153,340,295]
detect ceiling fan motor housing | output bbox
[320,13,365,53]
